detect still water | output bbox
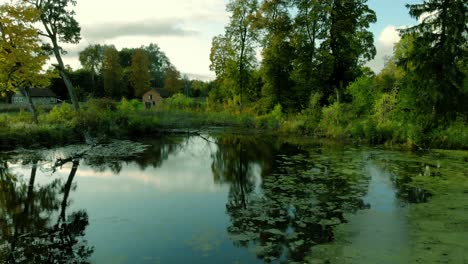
[0,134,466,263]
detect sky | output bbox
[14,0,422,80]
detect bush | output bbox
[431,119,468,149]
[118,98,141,113]
[318,103,353,138]
[42,103,75,124]
[166,94,196,110]
[86,98,117,111]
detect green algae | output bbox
[308,149,468,264]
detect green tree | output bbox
[130,49,151,97]
[325,0,376,103]
[225,0,259,108]
[399,0,467,120]
[0,1,50,123]
[164,65,182,95]
[290,0,332,108]
[143,43,171,88]
[257,0,296,112]
[26,0,81,110]
[102,46,123,99]
[78,44,105,92]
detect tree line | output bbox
[0,0,211,121]
[210,0,467,128]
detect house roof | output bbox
[145,88,171,98]
[14,88,57,98]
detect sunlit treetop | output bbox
[0,1,51,96]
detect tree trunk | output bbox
[20,88,38,124]
[51,39,80,111]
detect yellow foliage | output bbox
[0,1,50,96]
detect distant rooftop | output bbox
[15,88,57,98]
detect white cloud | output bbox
[367,25,403,73]
[378,25,401,48]
[55,0,229,78]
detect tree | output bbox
[143,43,171,88]
[130,49,151,97]
[102,46,123,99]
[399,0,467,120]
[26,0,81,110]
[325,0,376,103]
[257,0,297,111]
[225,0,259,108]
[0,1,50,123]
[78,44,105,91]
[290,0,332,108]
[164,65,182,95]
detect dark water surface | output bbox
[0,134,466,263]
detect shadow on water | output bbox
[0,156,93,263]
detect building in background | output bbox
[11,88,58,105]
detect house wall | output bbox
[11,95,57,105]
[142,91,163,108]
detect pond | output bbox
[0,134,467,263]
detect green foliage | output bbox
[117,98,141,113]
[165,94,196,110]
[41,103,75,124]
[102,46,124,99]
[318,103,354,139]
[431,119,468,149]
[347,76,375,116]
[399,0,467,120]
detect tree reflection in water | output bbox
[0,157,93,263]
[213,136,371,262]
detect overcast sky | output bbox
[12,0,421,80]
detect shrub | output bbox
[42,103,75,124]
[166,94,196,110]
[318,103,353,138]
[86,98,117,111]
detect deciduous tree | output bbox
[26,0,81,110]
[0,1,50,123]
[130,49,151,97]
[102,46,123,99]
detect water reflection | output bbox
[213,135,371,262]
[0,135,457,263]
[0,158,93,263]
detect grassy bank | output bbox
[0,97,466,150]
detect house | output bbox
[11,88,58,105]
[142,88,170,109]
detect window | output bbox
[148,94,153,100]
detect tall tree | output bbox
[257,0,297,111]
[26,0,81,110]
[102,46,123,99]
[291,0,332,107]
[78,44,104,92]
[326,0,376,103]
[130,48,151,97]
[143,43,171,88]
[164,65,182,95]
[399,0,467,120]
[225,0,259,108]
[0,1,50,123]
[209,34,239,102]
